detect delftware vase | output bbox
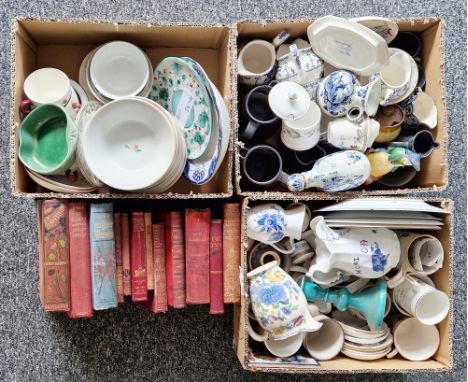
[306,216,400,285]
[367,146,421,183]
[317,70,381,120]
[248,261,323,340]
[247,203,309,254]
[286,150,371,192]
[302,279,388,331]
[328,116,380,152]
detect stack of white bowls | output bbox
[79,97,186,192]
[79,41,153,103]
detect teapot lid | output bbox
[268,81,310,120]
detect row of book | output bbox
[37,199,241,318]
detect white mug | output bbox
[281,101,321,151]
[392,273,449,325]
[386,317,440,361]
[303,315,344,361]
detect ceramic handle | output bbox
[247,318,268,342]
[242,120,259,140]
[289,43,301,70]
[386,348,399,359]
[272,29,290,48]
[19,99,33,115]
[268,238,296,255]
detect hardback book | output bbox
[113,213,124,303]
[185,209,211,304]
[121,213,131,296]
[163,211,185,308]
[144,213,154,291]
[68,202,93,318]
[37,200,44,307]
[89,203,117,310]
[40,199,70,312]
[209,219,224,314]
[151,223,168,312]
[223,203,241,303]
[131,212,148,302]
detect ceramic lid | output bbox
[268,81,310,120]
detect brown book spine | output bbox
[223,203,241,303]
[41,199,71,312]
[209,219,224,314]
[151,223,168,313]
[164,211,185,308]
[144,213,154,291]
[185,209,211,304]
[68,202,93,318]
[36,200,44,307]
[131,212,147,301]
[114,213,124,303]
[121,213,131,296]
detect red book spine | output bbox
[185,209,211,304]
[144,213,154,291]
[121,213,131,296]
[114,213,124,303]
[223,203,241,303]
[152,223,168,312]
[209,219,224,314]
[41,199,70,312]
[37,200,44,307]
[164,212,185,308]
[68,202,93,318]
[131,212,148,302]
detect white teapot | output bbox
[307,216,400,285]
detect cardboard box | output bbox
[234,197,453,373]
[234,19,448,197]
[10,18,236,199]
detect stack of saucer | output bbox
[79,41,153,104]
[332,310,393,360]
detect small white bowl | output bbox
[82,97,177,191]
[89,41,149,100]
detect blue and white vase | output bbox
[317,70,381,120]
[307,216,400,286]
[286,150,371,192]
[247,203,308,254]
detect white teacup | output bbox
[238,40,277,87]
[410,89,438,129]
[386,317,440,361]
[327,116,380,152]
[303,316,344,360]
[392,273,449,325]
[281,101,321,151]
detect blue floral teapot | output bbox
[306,216,400,286]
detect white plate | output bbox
[332,311,389,339]
[344,332,389,345]
[343,333,394,353]
[25,168,97,193]
[316,198,450,214]
[326,223,442,230]
[322,210,442,221]
[341,346,391,360]
[351,17,399,44]
[325,218,443,226]
[307,15,389,76]
[70,79,89,108]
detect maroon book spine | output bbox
[144,213,154,291]
[185,209,211,304]
[131,212,148,302]
[209,219,224,314]
[114,213,124,303]
[68,202,93,318]
[41,199,70,312]
[121,213,131,297]
[223,203,241,303]
[164,212,185,308]
[152,223,168,312]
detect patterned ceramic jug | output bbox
[248,261,322,340]
[307,216,400,285]
[317,70,381,120]
[286,150,371,192]
[247,203,308,254]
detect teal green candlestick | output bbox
[303,279,387,331]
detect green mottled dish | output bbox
[18,103,78,175]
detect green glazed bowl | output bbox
[18,103,78,175]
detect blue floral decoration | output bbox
[287,174,305,192]
[346,151,362,164]
[254,207,286,242]
[260,285,287,305]
[371,242,388,272]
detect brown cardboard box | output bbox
[234,197,453,373]
[234,19,448,197]
[10,18,236,199]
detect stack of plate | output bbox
[332,310,393,360]
[316,198,449,230]
[151,57,230,185]
[80,97,186,192]
[79,41,153,104]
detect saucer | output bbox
[341,346,391,360]
[70,79,89,108]
[351,17,399,44]
[25,167,97,193]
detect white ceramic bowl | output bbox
[82,98,177,191]
[89,41,149,100]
